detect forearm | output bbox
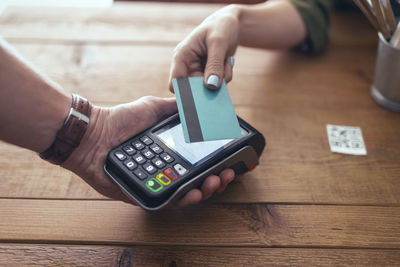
[0,38,71,153]
[232,0,307,49]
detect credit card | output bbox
[173,77,242,143]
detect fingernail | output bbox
[230,56,235,67]
[207,75,219,89]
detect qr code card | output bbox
[326,124,367,155]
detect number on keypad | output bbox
[132,140,145,150]
[152,158,166,168]
[143,163,157,174]
[160,152,174,163]
[124,159,137,170]
[140,136,153,145]
[133,154,146,164]
[150,144,163,154]
[123,145,136,155]
[142,149,155,159]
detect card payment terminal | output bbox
[104,113,265,211]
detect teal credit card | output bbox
[173,77,242,143]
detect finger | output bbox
[149,97,178,121]
[216,168,235,193]
[235,174,245,183]
[204,37,228,90]
[138,96,178,127]
[168,42,204,93]
[224,56,234,83]
[201,175,221,200]
[175,189,202,207]
[168,54,189,93]
[114,96,178,143]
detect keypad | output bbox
[114,135,184,193]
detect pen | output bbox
[390,21,400,47]
[354,0,380,32]
[371,0,391,39]
[380,0,397,32]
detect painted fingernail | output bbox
[230,56,235,67]
[207,75,219,89]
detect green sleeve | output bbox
[289,0,334,54]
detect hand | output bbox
[62,96,236,207]
[169,5,240,91]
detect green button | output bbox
[146,179,163,192]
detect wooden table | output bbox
[0,2,400,266]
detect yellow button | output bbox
[156,173,171,186]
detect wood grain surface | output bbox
[0,199,399,248]
[0,2,399,266]
[1,245,399,267]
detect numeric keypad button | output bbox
[142,149,155,159]
[173,163,188,176]
[140,136,153,145]
[123,145,136,155]
[123,159,137,170]
[150,144,163,154]
[132,140,145,150]
[143,163,157,174]
[114,151,126,161]
[133,168,147,180]
[133,154,146,164]
[160,152,174,163]
[152,158,166,169]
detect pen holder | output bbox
[371,33,400,112]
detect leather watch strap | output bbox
[39,94,92,165]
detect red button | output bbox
[164,168,178,181]
[249,164,257,171]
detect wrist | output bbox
[229,4,250,46]
[61,105,107,175]
[39,94,93,165]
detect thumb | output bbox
[204,40,226,90]
[147,97,178,123]
[112,96,177,143]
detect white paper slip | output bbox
[326,124,367,155]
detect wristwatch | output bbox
[39,93,92,165]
